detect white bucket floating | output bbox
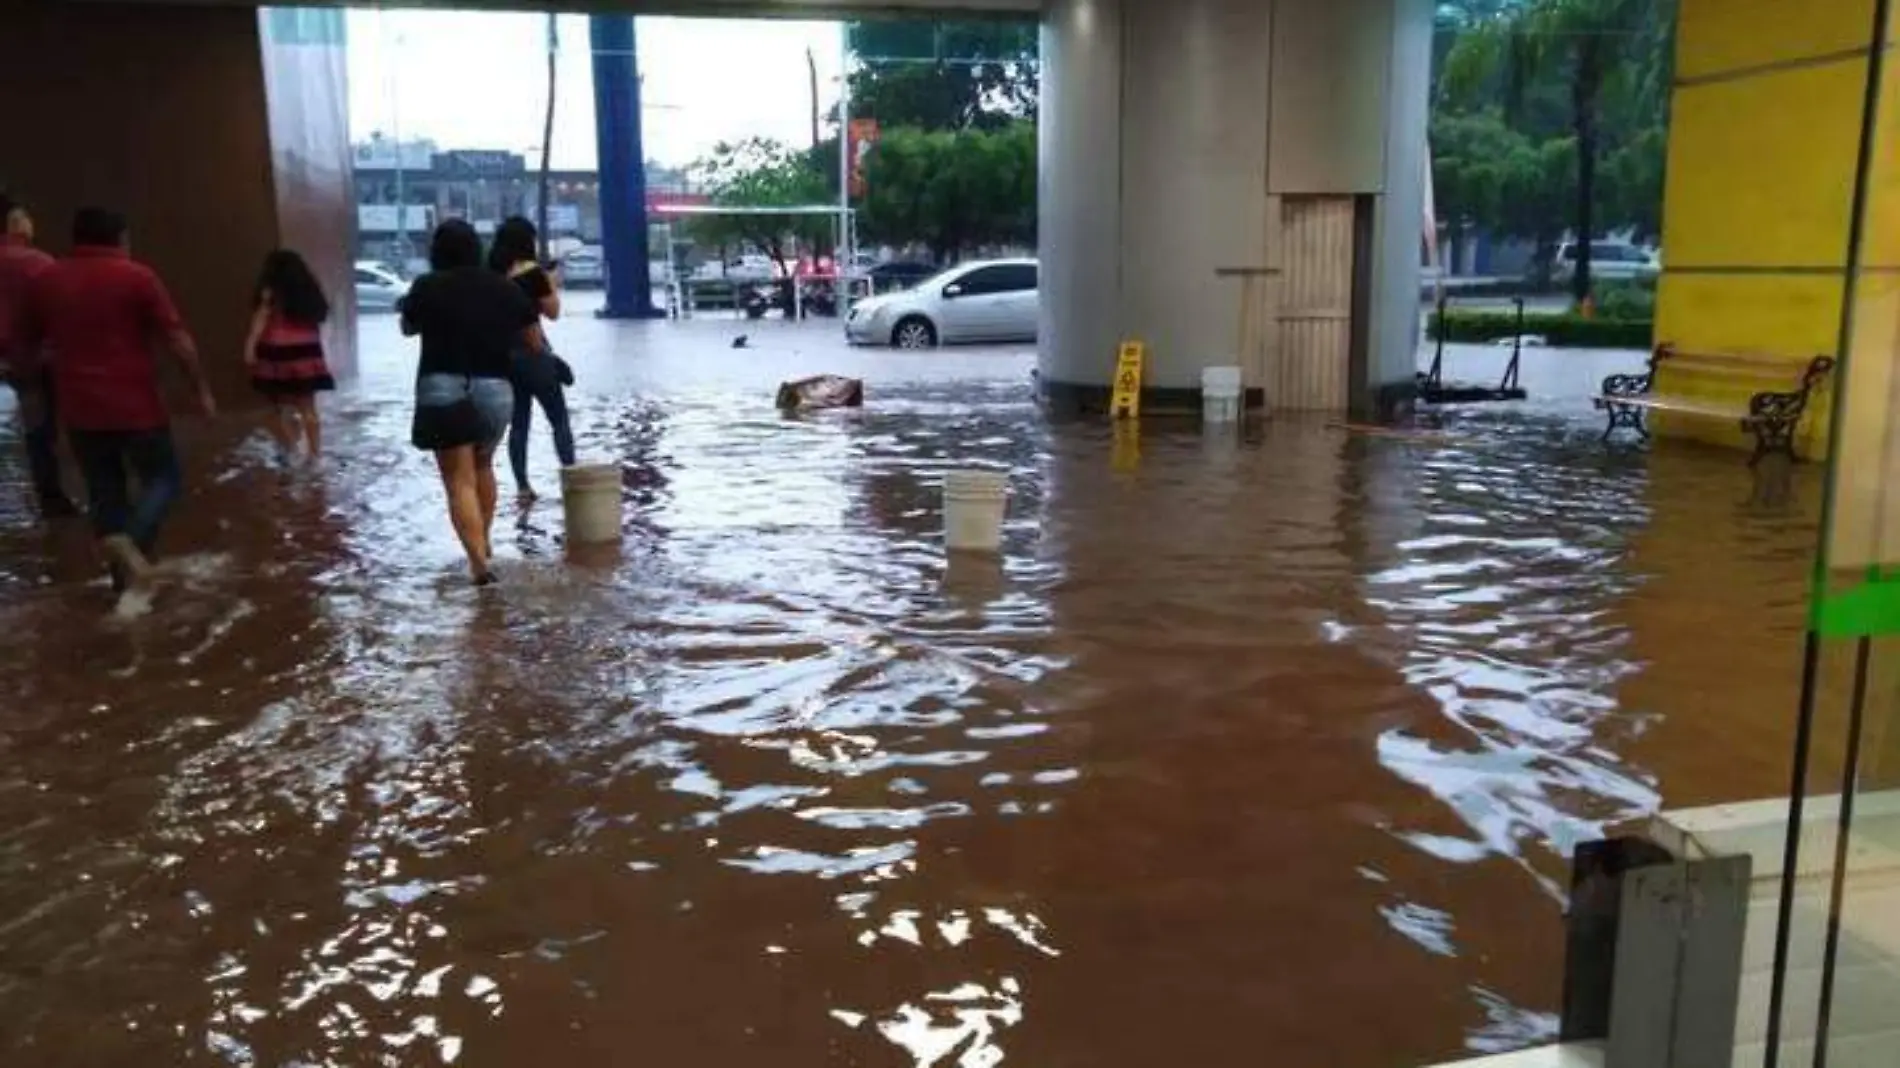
[560,463,622,545]
[1202,365,1244,424]
[943,469,1009,553]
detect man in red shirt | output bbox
[22,207,215,589]
[0,193,76,517]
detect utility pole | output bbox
[537,12,556,261]
[383,12,409,266]
[806,47,821,153]
[838,24,853,276]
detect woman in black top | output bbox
[488,216,575,499]
[400,219,537,585]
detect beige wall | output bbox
[1268,0,1394,195]
[1119,0,1274,388]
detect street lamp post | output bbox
[382,12,410,265]
[838,22,853,281]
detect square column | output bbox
[1038,0,1432,418]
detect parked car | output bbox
[1554,241,1660,283]
[861,260,938,294]
[354,260,408,313]
[560,245,606,288]
[845,258,1038,349]
[724,254,782,282]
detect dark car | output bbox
[865,261,938,294]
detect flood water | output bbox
[0,303,1821,1066]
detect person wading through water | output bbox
[21,207,216,595]
[399,219,541,585]
[488,215,574,500]
[0,192,78,518]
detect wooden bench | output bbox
[1594,344,1835,464]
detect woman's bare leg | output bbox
[433,446,490,582]
[266,401,298,459]
[474,447,500,562]
[294,395,322,458]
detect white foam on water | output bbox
[151,552,238,587]
[111,587,155,621]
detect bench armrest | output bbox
[1744,388,1812,426]
[1741,356,1836,428]
[1602,372,1654,397]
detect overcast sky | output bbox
[346,10,844,169]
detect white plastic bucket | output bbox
[560,463,622,545]
[943,470,1009,553]
[1202,365,1243,424]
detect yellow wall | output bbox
[1653,0,1891,456]
[1826,51,1900,571]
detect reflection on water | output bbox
[0,316,1817,1066]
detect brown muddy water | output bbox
[0,308,1820,1066]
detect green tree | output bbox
[1597,126,1667,244]
[1430,108,1520,263]
[1441,0,1673,301]
[685,137,832,276]
[844,20,1038,132]
[856,121,1036,263]
[1497,135,1579,281]
[1430,107,1578,277]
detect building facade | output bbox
[350,134,700,267]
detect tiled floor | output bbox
[1431,797,1900,1067]
[1661,795,1900,1067]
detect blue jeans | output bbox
[18,370,67,505]
[507,351,576,489]
[69,427,181,566]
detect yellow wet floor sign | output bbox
[1111,341,1144,419]
[1112,418,1141,471]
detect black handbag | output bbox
[553,355,575,387]
[411,376,488,451]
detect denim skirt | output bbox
[413,373,513,453]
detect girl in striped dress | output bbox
[243,249,335,461]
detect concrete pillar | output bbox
[259,9,358,377]
[1038,0,1432,419]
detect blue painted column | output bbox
[590,15,659,318]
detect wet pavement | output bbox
[0,297,1821,1066]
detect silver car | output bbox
[560,246,606,288]
[1553,241,1660,284]
[844,258,1038,348]
[354,261,407,313]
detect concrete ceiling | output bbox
[102,0,1040,17]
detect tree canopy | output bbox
[683,137,832,271]
[681,21,1041,268]
[843,20,1039,131]
[856,122,1036,262]
[1433,0,1675,294]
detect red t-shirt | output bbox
[0,237,54,374]
[25,246,187,431]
